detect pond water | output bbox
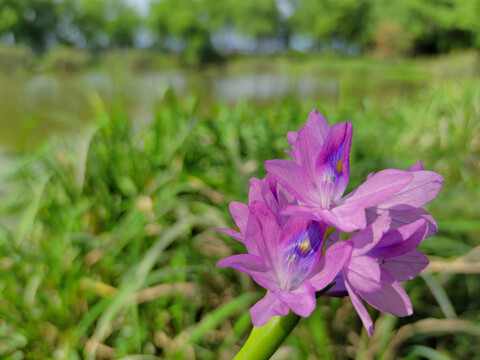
[0,68,423,153]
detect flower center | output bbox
[279,221,327,290]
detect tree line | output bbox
[1,0,479,63]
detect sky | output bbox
[125,0,153,16]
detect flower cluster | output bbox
[216,110,443,336]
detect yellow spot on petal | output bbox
[336,159,343,174]
[298,238,311,255]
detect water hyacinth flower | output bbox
[218,198,352,327]
[265,110,415,232]
[217,108,442,348]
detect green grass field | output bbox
[0,54,479,359]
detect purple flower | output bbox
[337,212,429,336]
[217,199,352,327]
[265,110,414,232]
[216,108,442,335]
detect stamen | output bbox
[298,238,311,255]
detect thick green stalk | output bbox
[234,284,334,360]
[233,311,300,360]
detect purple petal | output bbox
[341,169,413,209]
[250,292,289,327]
[350,212,392,256]
[382,249,429,281]
[287,131,298,149]
[359,271,413,317]
[293,125,323,176]
[217,254,277,291]
[245,201,283,269]
[265,159,320,206]
[324,229,340,247]
[366,207,438,237]
[344,255,382,293]
[315,122,353,204]
[214,227,243,242]
[278,281,317,317]
[282,203,368,233]
[278,218,327,290]
[306,109,330,144]
[312,204,367,232]
[323,273,348,297]
[345,280,374,337]
[248,178,278,214]
[309,241,353,291]
[372,219,428,258]
[229,201,249,235]
[375,170,443,211]
[409,161,423,171]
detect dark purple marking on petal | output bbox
[314,122,352,208]
[278,219,327,290]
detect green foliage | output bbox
[38,45,91,72]
[0,43,33,73]
[2,0,480,64]
[290,0,372,46]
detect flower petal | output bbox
[250,292,289,327]
[345,280,374,337]
[344,255,382,293]
[229,201,249,235]
[372,219,428,258]
[376,170,443,210]
[278,281,317,317]
[245,201,282,269]
[314,122,352,204]
[214,227,243,242]
[265,159,320,206]
[359,271,413,317]
[409,161,423,171]
[249,178,278,214]
[306,109,330,144]
[292,124,323,176]
[217,254,277,291]
[313,204,367,232]
[381,249,429,281]
[350,211,392,256]
[278,218,327,290]
[341,169,413,210]
[309,241,353,291]
[366,207,438,237]
[323,273,348,297]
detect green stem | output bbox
[233,311,300,360]
[233,283,335,360]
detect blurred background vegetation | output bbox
[0,0,480,359]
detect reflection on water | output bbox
[0,69,420,153]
